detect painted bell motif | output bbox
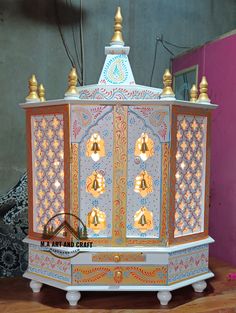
[87,207,106,234]
[134,207,153,233]
[134,133,154,161]
[86,133,106,162]
[134,171,153,197]
[86,171,105,197]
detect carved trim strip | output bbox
[71,143,79,233]
[92,253,145,263]
[112,106,128,246]
[160,143,169,242]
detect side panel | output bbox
[26,105,70,240]
[70,105,114,245]
[28,245,71,284]
[168,244,209,284]
[169,106,211,244]
[126,106,170,246]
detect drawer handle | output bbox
[114,255,120,262]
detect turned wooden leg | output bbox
[30,280,43,293]
[192,280,207,293]
[157,291,172,305]
[66,291,81,306]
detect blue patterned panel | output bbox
[99,54,135,85]
[126,107,163,239]
[78,107,113,238]
[168,244,209,283]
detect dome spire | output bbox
[110,7,124,46]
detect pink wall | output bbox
[172,33,236,266]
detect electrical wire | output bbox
[150,34,191,87]
[149,38,159,87]
[68,0,82,85]
[54,0,76,69]
[80,0,85,85]
[163,39,190,50]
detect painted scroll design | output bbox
[77,87,161,100]
[71,143,79,231]
[92,253,145,262]
[73,265,167,285]
[128,107,169,142]
[112,106,128,245]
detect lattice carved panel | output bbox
[174,114,207,237]
[31,114,65,233]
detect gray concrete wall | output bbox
[0,0,236,193]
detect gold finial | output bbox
[111,6,124,45]
[198,76,210,103]
[190,84,198,102]
[38,84,46,102]
[26,74,40,102]
[66,68,78,95]
[161,69,175,97]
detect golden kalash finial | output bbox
[197,76,210,103]
[65,67,78,95]
[110,7,124,45]
[38,84,46,102]
[25,74,40,102]
[190,84,198,102]
[160,69,175,98]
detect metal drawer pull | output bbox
[114,255,120,262]
[114,270,123,283]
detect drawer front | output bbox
[72,265,167,285]
[92,252,145,263]
[71,251,169,265]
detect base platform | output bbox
[23,237,214,306]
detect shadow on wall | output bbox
[0,174,28,277]
[0,0,85,27]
